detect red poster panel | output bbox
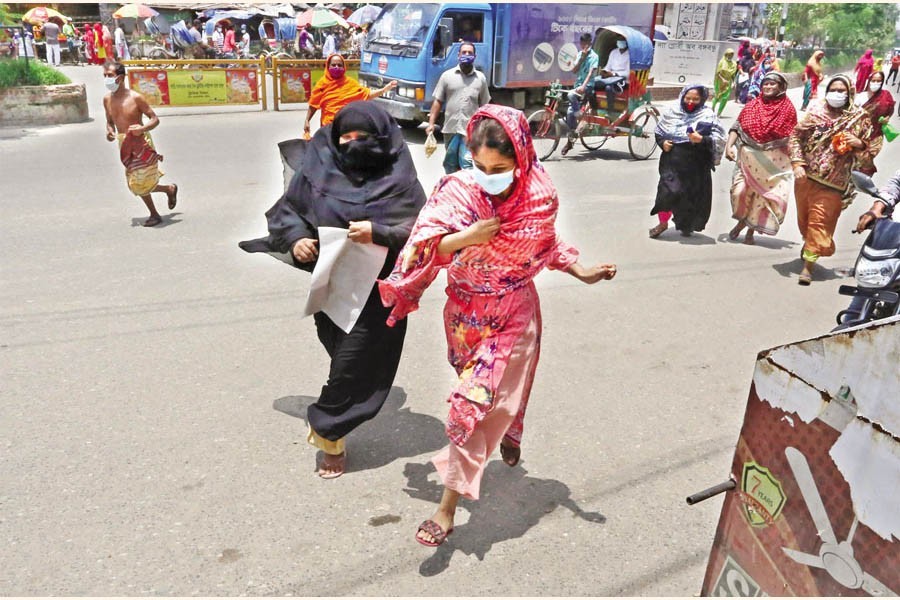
[225,69,259,104]
[700,320,900,597]
[128,70,170,106]
[279,68,311,104]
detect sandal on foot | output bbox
[561,139,575,156]
[500,443,521,467]
[743,233,755,246]
[317,451,346,479]
[798,272,812,286]
[167,184,178,210]
[415,519,453,547]
[728,225,742,240]
[648,223,668,238]
[143,215,162,227]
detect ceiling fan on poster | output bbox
[781,447,897,597]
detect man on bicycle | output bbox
[562,33,599,156]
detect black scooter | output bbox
[835,171,900,329]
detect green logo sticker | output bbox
[739,462,786,527]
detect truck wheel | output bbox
[396,119,422,130]
[526,109,560,161]
[628,108,659,160]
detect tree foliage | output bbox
[766,3,899,50]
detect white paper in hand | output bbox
[303,226,388,333]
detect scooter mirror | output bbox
[851,170,879,197]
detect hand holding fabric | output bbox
[292,238,319,262]
[348,220,373,244]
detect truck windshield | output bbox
[365,3,438,55]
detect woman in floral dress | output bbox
[379,105,617,547]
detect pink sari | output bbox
[379,105,578,498]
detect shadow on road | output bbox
[130,212,184,228]
[403,461,606,576]
[651,230,717,245]
[715,233,799,250]
[771,257,842,281]
[273,387,446,472]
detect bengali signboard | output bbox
[128,69,259,106]
[651,39,737,86]
[700,317,900,597]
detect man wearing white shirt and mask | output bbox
[594,35,630,113]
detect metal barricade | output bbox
[271,57,360,111]
[122,58,268,111]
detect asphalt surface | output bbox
[2,64,898,595]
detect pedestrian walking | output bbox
[102,24,114,61]
[322,29,336,57]
[379,105,617,547]
[747,55,774,101]
[560,33,599,155]
[649,84,726,238]
[41,19,61,66]
[724,72,798,244]
[425,42,491,173]
[304,54,397,136]
[800,50,824,111]
[854,49,875,93]
[240,102,427,479]
[789,75,880,285]
[712,48,738,116]
[239,24,250,58]
[93,24,106,64]
[81,25,95,64]
[62,20,77,64]
[736,50,756,104]
[102,62,178,227]
[888,51,900,87]
[854,71,895,176]
[114,21,130,60]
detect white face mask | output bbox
[870,81,883,92]
[617,41,627,50]
[825,91,847,108]
[104,77,120,92]
[472,164,515,196]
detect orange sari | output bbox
[308,54,370,126]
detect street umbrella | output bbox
[347,4,380,27]
[113,4,159,20]
[296,7,348,29]
[22,7,69,25]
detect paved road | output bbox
[2,65,897,595]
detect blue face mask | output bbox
[617,40,627,50]
[472,165,514,196]
[459,53,475,65]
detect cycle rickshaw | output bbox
[527,25,660,161]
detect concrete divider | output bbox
[0,83,89,127]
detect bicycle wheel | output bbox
[628,108,659,160]
[580,124,608,151]
[526,109,560,161]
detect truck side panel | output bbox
[499,3,655,88]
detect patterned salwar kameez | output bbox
[379,105,579,500]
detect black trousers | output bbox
[307,287,408,441]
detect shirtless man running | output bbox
[103,61,178,227]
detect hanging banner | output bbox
[700,317,900,597]
[128,69,259,106]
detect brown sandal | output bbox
[648,223,668,238]
[415,519,454,547]
[500,442,521,467]
[167,184,178,210]
[143,215,162,227]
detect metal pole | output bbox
[686,479,736,505]
[268,55,274,111]
[776,3,789,57]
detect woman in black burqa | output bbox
[240,101,426,478]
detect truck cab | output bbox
[359,2,493,126]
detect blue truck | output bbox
[358,3,657,126]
